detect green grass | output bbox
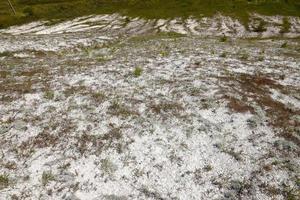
[281,17,291,33]
[0,0,300,28]
[220,52,227,58]
[44,90,54,100]
[41,171,55,186]
[0,51,13,57]
[220,35,228,42]
[133,66,143,77]
[281,42,288,48]
[0,174,9,189]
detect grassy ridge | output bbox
[0,0,300,28]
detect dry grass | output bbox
[221,73,300,146]
[150,101,184,115]
[108,101,139,117]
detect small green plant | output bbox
[281,42,288,48]
[160,50,169,57]
[0,174,9,189]
[96,56,109,62]
[240,53,249,60]
[258,56,264,61]
[253,20,267,32]
[0,51,12,57]
[286,188,298,200]
[42,171,55,186]
[44,90,55,100]
[124,17,130,24]
[280,17,291,34]
[220,35,227,42]
[220,52,227,58]
[91,91,106,102]
[133,67,143,77]
[203,165,213,172]
[100,158,117,175]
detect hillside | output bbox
[0,1,299,200]
[1,0,300,28]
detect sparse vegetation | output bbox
[220,52,227,58]
[0,174,9,189]
[220,35,227,42]
[0,11,299,199]
[150,101,183,115]
[96,56,110,63]
[203,165,213,172]
[221,147,242,161]
[281,17,291,34]
[91,91,106,102]
[240,53,249,60]
[160,50,169,57]
[1,0,300,28]
[253,20,267,32]
[129,32,184,43]
[258,56,264,61]
[41,171,55,186]
[100,158,117,175]
[133,67,143,77]
[281,42,288,48]
[44,90,54,100]
[108,101,138,117]
[0,51,12,57]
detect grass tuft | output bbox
[42,171,55,186]
[280,17,291,34]
[220,52,227,58]
[0,174,9,189]
[253,20,267,32]
[220,35,227,42]
[133,67,143,77]
[44,90,55,100]
[281,42,288,48]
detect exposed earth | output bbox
[0,14,300,200]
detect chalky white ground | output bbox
[0,14,299,200]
